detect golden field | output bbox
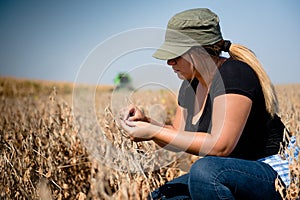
[0,76,299,199]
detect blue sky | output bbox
[0,0,299,89]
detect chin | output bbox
[177,74,190,80]
[177,74,185,80]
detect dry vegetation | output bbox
[0,76,299,199]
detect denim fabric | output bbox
[150,156,283,200]
[149,174,191,200]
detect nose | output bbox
[167,58,177,66]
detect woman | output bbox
[120,8,285,199]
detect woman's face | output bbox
[167,53,195,80]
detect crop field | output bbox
[0,76,299,199]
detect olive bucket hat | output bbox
[153,8,223,60]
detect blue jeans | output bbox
[150,156,283,200]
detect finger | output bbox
[126,106,137,120]
[124,120,136,127]
[119,118,125,128]
[127,116,136,121]
[121,105,135,120]
[119,119,130,132]
[120,108,131,121]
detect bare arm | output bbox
[122,94,252,156]
[152,94,252,156]
[153,106,187,150]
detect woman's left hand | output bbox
[120,119,159,142]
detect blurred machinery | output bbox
[114,72,134,90]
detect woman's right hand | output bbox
[121,104,148,122]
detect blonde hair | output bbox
[228,44,278,116]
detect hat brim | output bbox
[152,42,191,60]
